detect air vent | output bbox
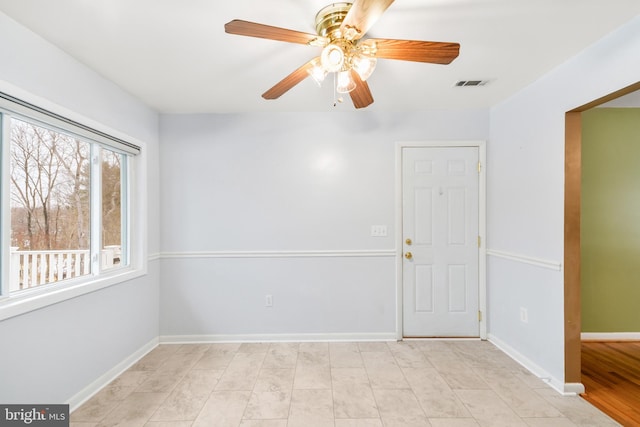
[455,80,489,87]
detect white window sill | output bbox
[0,266,146,322]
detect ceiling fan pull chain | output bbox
[333,72,338,106]
[333,72,343,107]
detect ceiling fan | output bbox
[224,0,460,109]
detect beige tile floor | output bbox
[70,340,620,427]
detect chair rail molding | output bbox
[160,249,396,259]
[487,249,562,271]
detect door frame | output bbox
[395,140,487,340]
[564,81,640,387]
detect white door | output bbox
[402,146,479,337]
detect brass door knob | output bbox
[405,238,412,245]
[404,252,413,260]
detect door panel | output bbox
[414,188,433,244]
[402,146,479,337]
[415,265,434,312]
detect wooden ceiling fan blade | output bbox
[368,38,460,64]
[349,70,374,109]
[369,39,460,64]
[340,0,395,40]
[225,20,328,46]
[262,58,317,100]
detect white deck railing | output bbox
[9,247,121,292]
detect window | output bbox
[1,92,142,313]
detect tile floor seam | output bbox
[329,347,337,423]
[363,348,383,425]
[239,347,266,422]
[393,343,430,422]
[193,346,231,425]
[286,346,299,422]
[191,358,222,424]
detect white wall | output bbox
[159,110,489,339]
[0,12,160,404]
[488,15,640,390]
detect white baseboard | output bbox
[160,332,398,344]
[67,337,159,412]
[563,383,587,395]
[488,333,584,395]
[581,332,640,341]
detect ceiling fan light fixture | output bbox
[321,44,345,73]
[353,53,377,81]
[336,70,356,93]
[308,58,328,86]
[225,1,460,109]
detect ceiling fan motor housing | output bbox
[315,2,353,39]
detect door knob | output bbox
[404,252,413,260]
[405,238,412,245]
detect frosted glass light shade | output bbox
[336,70,356,93]
[353,54,377,81]
[308,58,328,86]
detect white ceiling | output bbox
[1,0,638,113]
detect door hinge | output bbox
[478,236,481,248]
[478,311,482,322]
[477,161,481,173]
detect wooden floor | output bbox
[581,341,640,426]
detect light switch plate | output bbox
[371,225,388,237]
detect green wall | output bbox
[581,108,640,332]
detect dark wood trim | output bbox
[564,112,582,384]
[569,81,640,112]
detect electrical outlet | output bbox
[520,307,528,323]
[265,294,273,307]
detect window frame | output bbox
[0,92,147,321]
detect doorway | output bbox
[396,141,487,339]
[564,81,640,385]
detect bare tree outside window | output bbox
[101,149,123,270]
[8,118,125,290]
